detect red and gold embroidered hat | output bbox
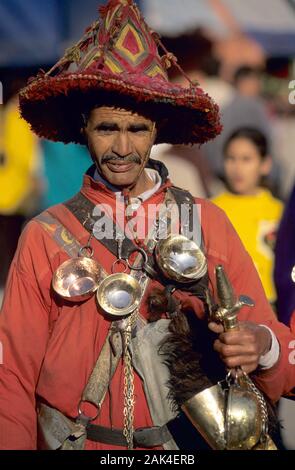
[19,0,221,145]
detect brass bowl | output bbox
[96,273,142,317]
[155,234,207,283]
[52,257,101,302]
[225,384,262,450]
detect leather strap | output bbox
[63,187,203,273]
[64,192,136,259]
[36,211,84,259]
[86,423,173,448]
[80,327,123,414]
[63,186,199,251]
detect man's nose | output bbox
[112,132,133,157]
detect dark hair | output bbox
[233,66,262,85]
[223,127,269,160]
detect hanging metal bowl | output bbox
[96,272,142,317]
[155,234,207,283]
[225,382,263,450]
[52,256,101,302]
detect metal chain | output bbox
[242,372,269,440]
[122,310,138,449]
[120,193,175,447]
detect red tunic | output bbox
[0,174,295,450]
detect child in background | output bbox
[212,127,283,305]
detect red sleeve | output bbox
[0,220,52,449]
[202,199,295,402]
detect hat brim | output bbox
[19,70,222,145]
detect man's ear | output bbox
[261,156,272,176]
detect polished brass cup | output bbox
[181,383,226,450]
[182,381,265,450]
[155,234,207,283]
[52,257,101,302]
[96,272,142,317]
[225,383,262,450]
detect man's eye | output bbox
[130,128,149,134]
[96,127,116,134]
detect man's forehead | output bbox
[89,106,153,124]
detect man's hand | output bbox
[208,321,272,374]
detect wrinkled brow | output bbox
[94,121,151,132]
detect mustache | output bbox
[101,154,141,165]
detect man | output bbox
[0,0,294,451]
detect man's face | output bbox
[84,106,156,188]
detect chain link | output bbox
[243,372,269,440]
[122,310,138,449]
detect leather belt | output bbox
[86,423,173,448]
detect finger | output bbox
[241,364,258,374]
[221,355,258,369]
[213,340,258,357]
[219,330,256,345]
[208,322,224,334]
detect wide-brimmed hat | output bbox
[19,0,221,146]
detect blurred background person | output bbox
[274,182,295,326]
[212,127,283,306]
[224,66,272,140]
[202,65,280,190]
[273,180,295,450]
[0,93,43,304]
[152,30,225,198]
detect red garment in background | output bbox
[0,174,295,450]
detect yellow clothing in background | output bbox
[0,98,40,215]
[212,189,283,302]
